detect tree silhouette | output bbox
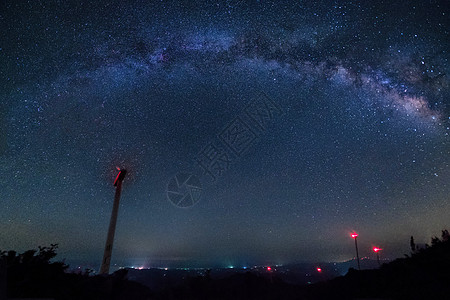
[410,236,416,253]
[1,244,152,299]
[1,244,69,298]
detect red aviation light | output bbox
[114,168,127,186]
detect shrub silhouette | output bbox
[1,244,70,298]
[1,244,152,300]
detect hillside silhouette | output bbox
[305,230,450,299]
[1,230,449,299]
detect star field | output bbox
[1,0,449,268]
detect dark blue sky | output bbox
[1,0,449,269]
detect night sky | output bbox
[1,0,449,269]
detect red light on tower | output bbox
[114,169,127,187]
[350,232,360,270]
[373,247,382,266]
[267,266,272,271]
[316,267,322,272]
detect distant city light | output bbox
[316,267,322,272]
[267,266,272,271]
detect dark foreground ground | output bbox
[2,234,450,299]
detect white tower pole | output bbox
[99,169,127,275]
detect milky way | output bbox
[1,1,449,269]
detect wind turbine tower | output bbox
[99,168,127,275]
